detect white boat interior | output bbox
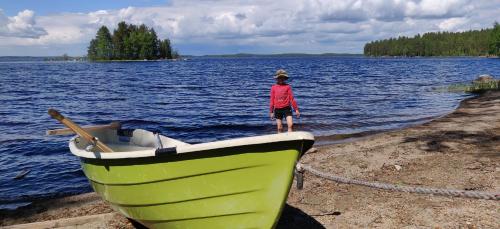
[70,129,314,159]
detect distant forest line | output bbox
[87,22,179,61]
[189,53,362,58]
[364,22,500,57]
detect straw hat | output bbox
[274,69,289,79]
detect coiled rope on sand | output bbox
[296,163,500,201]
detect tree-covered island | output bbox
[364,22,500,57]
[87,22,179,61]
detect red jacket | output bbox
[269,84,299,112]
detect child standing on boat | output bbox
[269,69,300,133]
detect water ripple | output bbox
[1,56,499,209]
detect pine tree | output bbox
[94,26,113,60]
[490,22,500,56]
[87,39,98,60]
[112,22,129,60]
[136,24,150,59]
[159,39,172,59]
[159,40,166,59]
[172,49,179,59]
[149,28,160,58]
[124,24,138,59]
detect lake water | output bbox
[1,56,499,209]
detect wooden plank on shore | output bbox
[46,122,121,136]
[2,213,119,229]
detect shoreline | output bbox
[314,94,470,146]
[1,91,499,228]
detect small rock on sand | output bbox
[465,162,482,170]
[306,147,318,154]
[473,74,496,83]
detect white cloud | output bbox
[405,0,473,19]
[0,0,499,55]
[438,17,468,31]
[299,0,475,23]
[0,9,47,38]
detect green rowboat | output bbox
[69,128,314,228]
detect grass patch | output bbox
[448,80,500,93]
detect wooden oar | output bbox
[46,122,121,136]
[48,109,114,152]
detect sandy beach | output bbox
[1,91,499,228]
[286,91,500,228]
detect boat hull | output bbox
[80,140,310,228]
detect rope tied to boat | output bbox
[296,163,500,201]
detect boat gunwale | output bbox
[71,131,314,160]
[79,138,314,165]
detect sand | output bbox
[1,91,499,228]
[286,91,500,228]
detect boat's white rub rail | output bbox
[70,131,314,159]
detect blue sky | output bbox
[0,0,169,16]
[0,0,498,56]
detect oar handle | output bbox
[48,109,64,121]
[48,109,114,152]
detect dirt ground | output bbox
[286,91,500,228]
[1,92,499,228]
[0,193,132,228]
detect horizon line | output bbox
[0,52,364,58]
